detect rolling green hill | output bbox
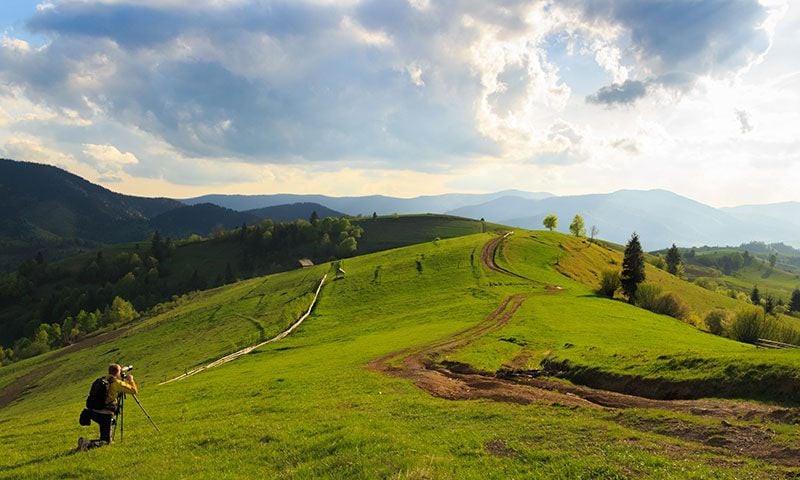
[0,214,498,356]
[2,230,800,478]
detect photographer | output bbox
[78,363,138,451]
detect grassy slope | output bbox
[354,214,503,254]
[448,232,800,395]
[1,232,799,478]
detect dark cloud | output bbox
[574,0,773,104]
[573,0,770,73]
[586,79,648,106]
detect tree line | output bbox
[0,213,362,366]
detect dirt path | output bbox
[369,232,800,466]
[480,232,531,281]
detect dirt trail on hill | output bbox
[369,232,800,466]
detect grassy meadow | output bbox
[1,231,800,478]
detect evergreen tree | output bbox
[569,214,586,237]
[790,288,800,313]
[151,231,166,261]
[310,210,320,225]
[665,244,681,276]
[750,285,761,305]
[621,232,646,303]
[764,293,776,314]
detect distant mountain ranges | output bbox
[1,158,798,271]
[185,189,800,251]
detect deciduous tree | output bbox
[543,214,558,232]
[569,214,586,237]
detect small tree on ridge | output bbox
[569,214,586,237]
[621,232,646,303]
[543,214,558,232]
[665,244,681,276]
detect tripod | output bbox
[113,393,161,442]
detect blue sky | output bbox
[0,1,798,206]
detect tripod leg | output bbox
[132,394,161,432]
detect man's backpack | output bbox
[86,376,112,410]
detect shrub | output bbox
[694,278,718,291]
[634,283,662,311]
[704,309,729,335]
[652,292,691,320]
[730,307,765,343]
[597,270,621,297]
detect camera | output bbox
[121,365,134,379]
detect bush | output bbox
[730,307,765,343]
[597,270,621,297]
[652,292,691,320]
[704,309,729,335]
[694,278,718,291]
[634,283,662,311]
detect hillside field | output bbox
[1,231,800,478]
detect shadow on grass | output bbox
[5,448,77,471]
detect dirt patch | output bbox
[0,361,66,409]
[484,438,517,457]
[618,414,800,467]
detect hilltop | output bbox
[2,229,800,478]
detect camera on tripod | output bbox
[120,365,134,380]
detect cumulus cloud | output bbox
[1,135,98,179]
[82,143,138,175]
[0,0,793,192]
[579,0,786,104]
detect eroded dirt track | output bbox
[369,232,800,466]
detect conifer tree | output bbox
[790,288,800,312]
[621,232,646,303]
[750,285,761,306]
[665,244,681,276]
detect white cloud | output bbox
[0,0,796,206]
[82,143,139,173]
[340,15,392,47]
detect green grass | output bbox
[354,214,504,254]
[448,232,800,401]
[1,232,799,478]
